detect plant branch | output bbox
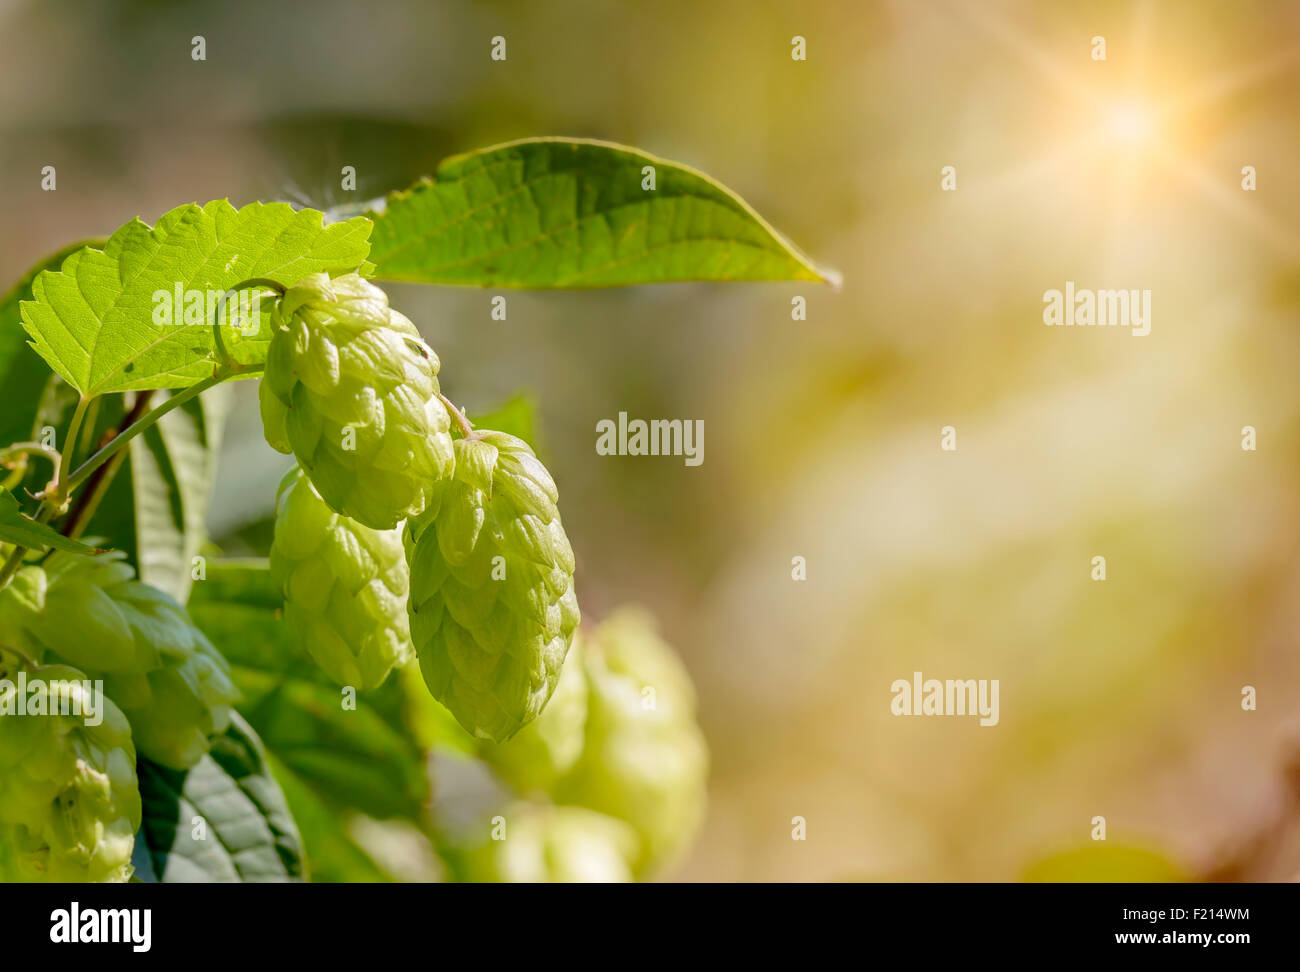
[60,391,155,541]
[65,367,257,495]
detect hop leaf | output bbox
[405,430,580,742]
[480,631,587,793]
[259,272,454,530]
[556,608,708,877]
[453,803,638,883]
[11,552,239,771]
[0,654,141,883]
[270,466,413,690]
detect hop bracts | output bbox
[11,552,239,771]
[556,608,708,877]
[405,431,580,742]
[270,466,413,690]
[259,272,454,530]
[452,803,638,884]
[479,631,587,793]
[0,654,141,883]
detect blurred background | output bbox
[3,0,1299,880]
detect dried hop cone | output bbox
[259,272,454,530]
[556,608,709,878]
[270,466,413,690]
[0,654,141,883]
[454,803,639,884]
[405,430,580,742]
[479,631,588,793]
[10,552,239,771]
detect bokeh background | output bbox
[3,0,1299,881]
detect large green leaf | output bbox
[135,711,305,882]
[367,137,835,288]
[188,561,429,822]
[88,386,229,603]
[0,241,102,452]
[20,201,372,396]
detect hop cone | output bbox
[455,803,638,884]
[270,466,413,690]
[556,608,708,877]
[0,654,141,883]
[12,552,239,771]
[405,430,580,742]
[259,272,454,530]
[480,631,587,793]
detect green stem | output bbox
[438,392,476,439]
[60,390,155,541]
[212,278,286,372]
[0,397,90,591]
[54,396,92,506]
[0,546,25,590]
[65,369,255,494]
[0,441,62,471]
[0,441,62,491]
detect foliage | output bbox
[0,137,829,883]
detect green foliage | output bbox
[89,387,228,603]
[0,135,820,882]
[0,492,98,554]
[368,138,835,288]
[20,202,372,395]
[135,712,304,882]
[188,561,431,879]
[0,241,102,450]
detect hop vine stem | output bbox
[439,392,476,438]
[0,363,258,593]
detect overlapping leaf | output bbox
[135,712,305,883]
[0,491,98,554]
[20,201,372,396]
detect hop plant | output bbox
[480,631,588,793]
[259,272,455,530]
[270,466,413,690]
[405,430,580,742]
[556,608,708,877]
[0,654,141,883]
[453,803,639,884]
[9,552,239,771]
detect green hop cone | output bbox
[556,608,708,877]
[259,272,454,530]
[270,466,413,690]
[13,552,239,771]
[454,803,638,884]
[0,654,141,882]
[480,631,587,793]
[405,430,580,742]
